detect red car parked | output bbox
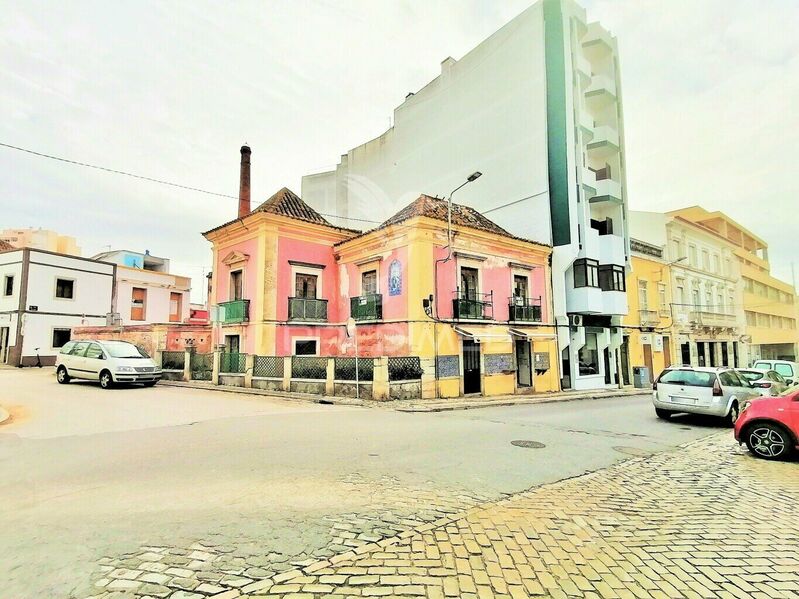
[734,389,799,460]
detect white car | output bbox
[737,369,791,397]
[652,366,760,425]
[751,360,799,387]
[55,339,161,389]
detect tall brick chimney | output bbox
[238,145,251,218]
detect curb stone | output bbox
[159,380,647,413]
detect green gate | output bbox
[190,352,213,381]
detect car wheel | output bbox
[726,401,740,427]
[56,366,71,384]
[655,408,673,420]
[745,423,794,460]
[99,370,114,390]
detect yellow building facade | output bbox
[621,239,673,384]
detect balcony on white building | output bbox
[566,285,604,315]
[585,75,617,110]
[582,23,614,54]
[598,232,626,265]
[581,167,597,195]
[602,290,628,316]
[591,178,623,204]
[586,125,619,158]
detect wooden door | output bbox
[643,344,653,383]
[663,336,672,369]
[131,287,146,321]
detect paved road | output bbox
[0,368,723,598]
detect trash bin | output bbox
[633,366,651,388]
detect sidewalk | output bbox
[159,379,647,412]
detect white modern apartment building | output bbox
[91,250,191,325]
[630,210,748,369]
[302,0,629,390]
[0,248,115,366]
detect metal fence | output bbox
[253,355,283,378]
[334,357,374,381]
[291,356,327,380]
[161,351,185,370]
[191,352,213,380]
[388,356,424,381]
[220,352,246,374]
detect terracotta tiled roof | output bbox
[253,187,331,226]
[203,187,361,237]
[338,194,549,247]
[381,194,512,236]
[0,239,14,251]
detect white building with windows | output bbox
[630,210,748,369]
[91,250,191,325]
[301,0,629,390]
[0,247,115,366]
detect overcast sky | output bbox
[1,0,797,301]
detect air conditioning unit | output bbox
[570,314,583,327]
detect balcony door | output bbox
[513,275,528,301]
[229,270,243,301]
[461,267,479,300]
[296,273,318,299]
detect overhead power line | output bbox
[0,141,383,225]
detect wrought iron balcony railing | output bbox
[508,296,543,322]
[350,294,383,321]
[288,297,328,321]
[452,291,493,320]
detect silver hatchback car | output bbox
[653,367,760,425]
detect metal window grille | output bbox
[190,352,213,380]
[291,356,327,380]
[253,355,283,378]
[220,352,246,374]
[161,351,185,370]
[388,356,424,381]
[335,357,374,381]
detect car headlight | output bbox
[116,366,134,372]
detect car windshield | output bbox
[738,370,765,382]
[102,341,149,358]
[658,369,716,387]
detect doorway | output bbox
[515,339,532,387]
[462,339,481,394]
[680,342,691,365]
[708,342,717,367]
[225,334,241,354]
[697,342,706,367]
[721,342,729,367]
[643,343,653,382]
[662,336,672,369]
[620,336,631,385]
[0,327,8,364]
[603,347,611,385]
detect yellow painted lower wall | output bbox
[484,374,515,396]
[626,330,669,380]
[532,338,560,393]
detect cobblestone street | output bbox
[83,433,798,599]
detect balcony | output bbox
[598,233,626,265]
[350,294,383,321]
[288,297,328,321]
[639,309,659,327]
[591,178,623,204]
[582,23,614,53]
[585,75,617,110]
[453,291,494,320]
[219,299,249,324]
[586,125,619,159]
[692,310,737,328]
[508,296,543,323]
[579,112,595,141]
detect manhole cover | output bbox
[613,445,654,457]
[511,440,546,449]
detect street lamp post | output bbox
[444,171,482,262]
